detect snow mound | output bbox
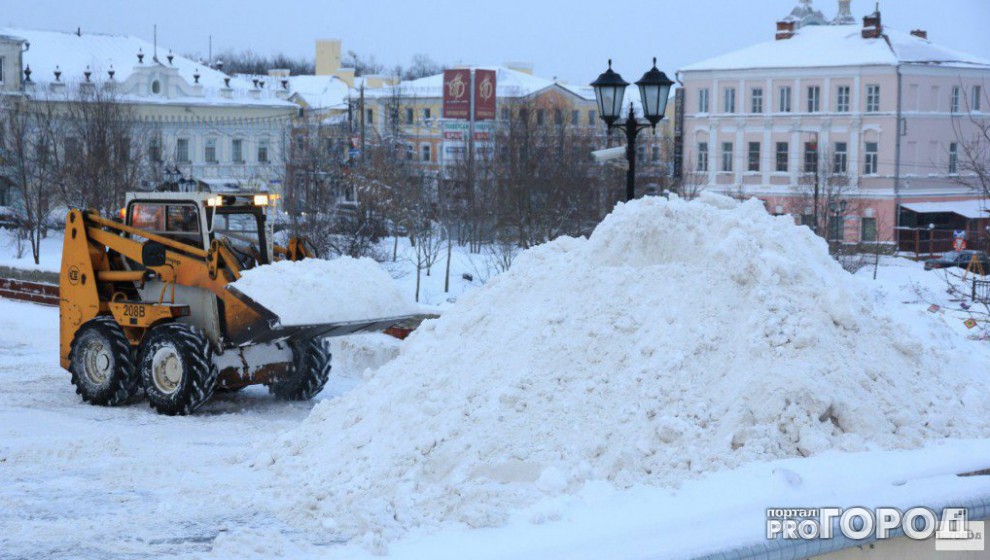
[262,195,990,545]
[232,257,414,326]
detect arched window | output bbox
[151,80,161,95]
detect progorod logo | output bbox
[446,73,466,100]
[766,507,984,551]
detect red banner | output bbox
[473,69,497,121]
[443,69,471,120]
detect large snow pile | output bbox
[261,194,990,546]
[232,258,414,325]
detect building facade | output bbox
[0,26,297,204]
[677,1,990,248]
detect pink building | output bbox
[676,0,989,252]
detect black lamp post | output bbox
[591,58,674,202]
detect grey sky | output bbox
[4,0,988,84]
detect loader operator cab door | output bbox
[209,208,270,271]
[127,202,205,249]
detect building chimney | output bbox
[862,10,883,39]
[910,29,928,40]
[776,20,796,40]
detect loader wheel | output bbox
[138,323,218,416]
[269,338,332,401]
[68,316,140,406]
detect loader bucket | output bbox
[224,285,420,345]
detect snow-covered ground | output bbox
[1,296,989,560]
[3,210,990,559]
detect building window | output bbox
[176,138,190,163]
[837,86,850,112]
[553,109,564,126]
[405,144,414,161]
[366,109,373,124]
[421,143,431,162]
[232,139,243,164]
[405,107,414,125]
[724,87,736,113]
[866,85,880,112]
[697,142,709,172]
[804,142,818,174]
[698,88,709,113]
[864,141,878,174]
[861,217,877,242]
[951,86,961,113]
[651,145,661,162]
[751,88,763,113]
[721,142,733,172]
[536,109,545,125]
[205,138,218,163]
[800,214,814,228]
[807,86,820,113]
[949,142,958,174]
[834,142,848,174]
[151,80,161,95]
[747,142,760,172]
[572,110,580,126]
[779,86,792,113]
[258,140,269,164]
[973,85,983,111]
[148,136,162,163]
[588,110,597,125]
[501,108,510,121]
[422,108,431,120]
[829,216,844,241]
[775,142,789,172]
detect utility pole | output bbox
[359,84,366,158]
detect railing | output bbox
[974,279,990,305]
[896,227,989,259]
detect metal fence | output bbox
[974,278,990,304]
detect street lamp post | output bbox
[591,58,674,202]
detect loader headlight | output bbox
[207,196,223,207]
[253,194,270,206]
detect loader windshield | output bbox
[212,209,268,270]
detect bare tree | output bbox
[0,92,62,265]
[949,82,990,200]
[59,83,150,217]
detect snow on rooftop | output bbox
[366,66,588,100]
[286,75,350,109]
[2,27,230,88]
[680,24,990,72]
[1,27,297,109]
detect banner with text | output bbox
[473,69,497,120]
[442,69,471,120]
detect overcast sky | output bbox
[4,0,989,84]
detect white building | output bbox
[676,0,990,249]
[0,27,298,196]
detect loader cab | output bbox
[124,192,275,270]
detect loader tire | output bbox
[269,338,332,401]
[138,323,218,416]
[68,316,140,406]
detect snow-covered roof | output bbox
[366,66,591,101]
[680,25,990,72]
[1,26,296,109]
[3,27,232,88]
[286,75,350,110]
[900,199,990,219]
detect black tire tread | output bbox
[68,315,139,406]
[139,322,218,415]
[269,338,332,401]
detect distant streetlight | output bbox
[591,58,674,202]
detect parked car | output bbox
[0,206,23,229]
[924,250,990,272]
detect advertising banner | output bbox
[473,69,497,120]
[442,69,471,120]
